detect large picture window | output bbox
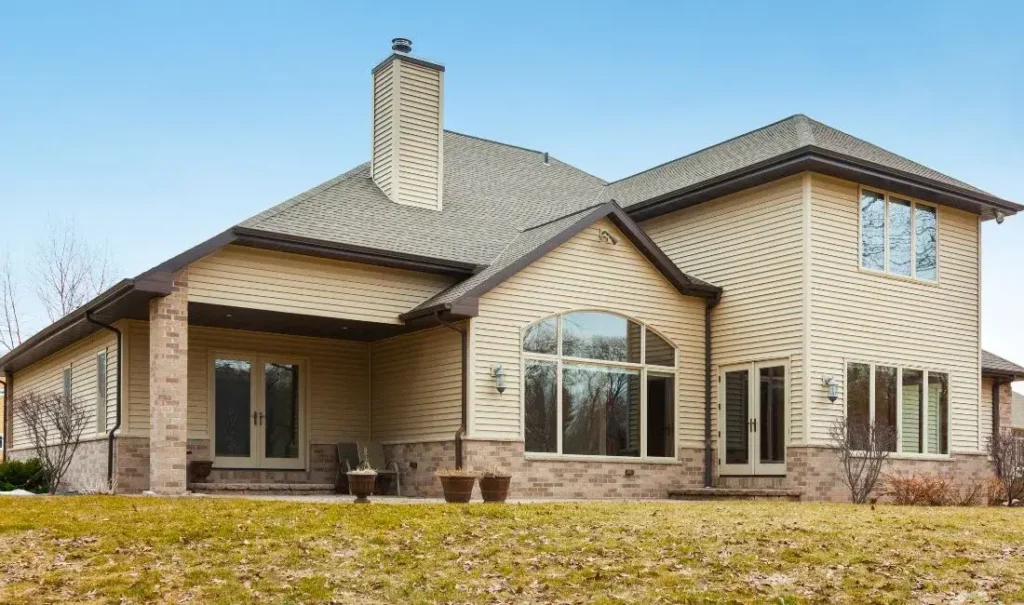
[845,361,949,455]
[522,312,676,459]
[860,188,937,281]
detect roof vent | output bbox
[391,38,412,53]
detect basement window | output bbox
[522,311,677,460]
[845,361,949,455]
[860,188,937,281]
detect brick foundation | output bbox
[115,436,150,493]
[148,270,189,495]
[7,438,110,493]
[786,446,992,502]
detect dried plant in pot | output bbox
[188,460,213,484]
[435,468,478,503]
[347,448,378,504]
[479,467,512,503]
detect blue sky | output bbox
[2,1,1022,386]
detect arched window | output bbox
[522,311,676,459]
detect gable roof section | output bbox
[401,202,721,322]
[610,115,1022,222]
[983,349,1024,380]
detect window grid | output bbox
[859,187,938,282]
[522,312,677,460]
[845,360,950,456]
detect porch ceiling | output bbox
[188,302,429,342]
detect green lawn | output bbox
[0,497,1022,603]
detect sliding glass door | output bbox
[718,361,787,475]
[212,355,305,470]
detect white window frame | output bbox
[858,186,940,283]
[96,349,108,435]
[843,359,952,458]
[520,310,679,462]
[208,351,309,470]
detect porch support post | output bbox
[148,269,189,495]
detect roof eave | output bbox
[626,146,1023,223]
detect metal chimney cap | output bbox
[391,38,412,53]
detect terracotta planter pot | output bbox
[438,475,476,503]
[188,461,213,484]
[347,472,377,503]
[479,476,511,502]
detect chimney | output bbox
[371,38,445,211]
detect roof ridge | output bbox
[445,130,608,185]
[604,114,807,186]
[520,202,609,232]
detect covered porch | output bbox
[122,270,468,496]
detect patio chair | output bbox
[336,441,401,497]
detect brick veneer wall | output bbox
[148,270,189,495]
[7,437,110,493]
[997,381,1014,435]
[115,436,150,493]
[786,446,992,502]
[383,439,705,499]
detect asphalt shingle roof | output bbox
[604,114,996,208]
[983,350,1024,378]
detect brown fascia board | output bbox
[231,227,480,277]
[0,279,162,373]
[400,202,722,323]
[627,146,1023,223]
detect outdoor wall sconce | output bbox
[492,364,507,394]
[598,229,618,245]
[822,376,839,403]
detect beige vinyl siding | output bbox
[370,57,444,211]
[394,61,443,211]
[371,60,396,198]
[124,321,370,444]
[807,174,982,451]
[642,177,807,444]
[370,325,462,443]
[471,218,707,446]
[187,245,455,325]
[9,329,119,449]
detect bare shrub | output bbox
[884,472,985,506]
[989,430,1024,506]
[12,391,88,494]
[829,416,897,504]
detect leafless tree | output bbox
[829,416,897,504]
[12,390,89,494]
[0,251,23,352]
[35,219,113,323]
[989,429,1024,506]
[0,220,115,353]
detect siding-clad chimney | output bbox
[371,38,445,211]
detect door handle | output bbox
[253,411,258,426]
[749,418,757,433]
[258,412,265,425]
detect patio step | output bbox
[667,487,802,502]
[189,482,336,496]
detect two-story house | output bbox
[3,39,1023,500]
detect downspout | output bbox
[993,378,1002,440]
[85,312,122,490]
[435,310,468,469]
[703,294,720,489]
[1,372,9,461]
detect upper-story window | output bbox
[860,188,937,281]
[522,311,677,460]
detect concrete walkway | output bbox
[186,493,682,505]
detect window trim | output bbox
[843,358,952,457]
[520,311,678,461]
[858,186,940,283]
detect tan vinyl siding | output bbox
[807,174,982,451]
[370,325,462,443]
[471,218,707,446]
[642,176,807,444]
[371,61,396,198]
[187,245,455,325]
[370,57,443,210]
[124,321,369,443]
[9,329,119,449]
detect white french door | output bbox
[211,354,305,470]
[718,360,787,475]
